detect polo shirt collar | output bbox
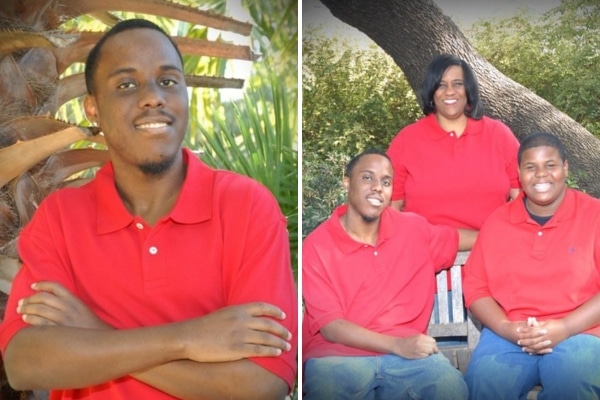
[168,148,214,224]
[424,113,483,141]
[326,204,393,253]
[95,148,213,234]
[509,189,576,225]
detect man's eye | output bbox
[382,180,391,186]
[117,82,136,89]
[362,175,372,181]
[161,79,177,87]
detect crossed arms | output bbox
[5,281,292,399]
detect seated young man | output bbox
[302,149,470,400]
[463,131,600,399]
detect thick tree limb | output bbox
[319,0,600,197]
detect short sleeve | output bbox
[387,129,409,201]
[462,227,493,308]
[426,223,459,272]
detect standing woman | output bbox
[387,54,520,240]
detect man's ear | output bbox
[343,176,350,193]
[83,95,99,125]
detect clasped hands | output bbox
[511,316,569,355]
[16,281,293,362]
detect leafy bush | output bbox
[466,0,600,139]
[302,151,349,238]
[302,34,422,157]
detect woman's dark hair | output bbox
[84,19,184,95]
[518,131,568,164]
[345,148,392,177]
[420,54,484,119]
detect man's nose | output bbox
[535,167,548,177]
[140,83,165,108]
[371,180,383,192]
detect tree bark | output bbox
[319,0,600,197]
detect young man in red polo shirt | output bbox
[0,19,297,400]
[302,149,471,399]
[463,131,600,399]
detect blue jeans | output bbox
[465,328,600,400]
[303,353,468,400]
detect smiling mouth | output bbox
[443,99,458,105]
[136,122,169,129]
[533,183,552,192]
[367,198,383,206]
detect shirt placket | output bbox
[134,218,167,290]
[530,223,556,259]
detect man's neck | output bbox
[340,212,380,246]
[113,161,187,226]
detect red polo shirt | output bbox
[302,205,458,361]
[463,189,600,337]
[387,114,520,230]
[0,148,298,399]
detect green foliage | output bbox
[190,0,299,276]
[194,66,299,275]
[302,151,348,237]
[567,172,584,191]
[466,0,600,138]
[302,34,422,157]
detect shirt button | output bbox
[537,231,543,236]
[374,251,378,256]
[135,222,144,230]
[149,246,158,255]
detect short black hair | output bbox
[421,53,484,119]
[518,131,568,164]
[345,148,392,177]
[84,19,184,95]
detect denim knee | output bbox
[303,354,468,400]
[303,356,376,400]
[538,334,600,400]
[465,328,539,400]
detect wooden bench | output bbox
[429,251,540,399]
[428,251,480,374]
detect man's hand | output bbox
[17,281,111,329]
[177,302,292,362]
[392,334,439,359]
[516,317,569,355]
[18,282,293,363]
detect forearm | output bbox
[457,229,478,251]
[4,324,183,390]
[320,319,396,354]
[133,359,288,400]
[469,297,516,342]
[562,292,600,336]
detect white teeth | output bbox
[367,198,382,206]
[137,122,167,129]
[444,99,457,104]
[534,183,551,192]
